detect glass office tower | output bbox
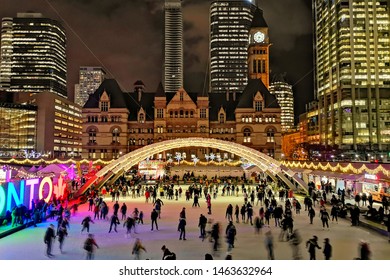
[209,0,257,93]
[0,13,67,97]
[75,66,106,107]
[313,0,390,151]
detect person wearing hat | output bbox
[44,224,56,258]
[306,235,321,260]
[323,238,332,260]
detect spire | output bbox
[251,7,268,28]
[155,81,165,97]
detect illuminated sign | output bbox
[0,176,66,216]
[364,174,377,180]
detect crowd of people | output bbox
[36,174,390,260]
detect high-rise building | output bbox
[0,93,37,156]
[209,0,258,94]
[75,66,106,107]
[312,0,390,151]
[14,91,82,158]
[0,13,67,97]
[270,78,294,132]
[164,0,183,93]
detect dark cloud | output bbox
[0,0,314,118]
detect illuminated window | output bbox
[112,128,120,143]
[267,128,275,143]
[243,128,251,143]
[219,113,225,123]
[200,109,207,119]
[157,109,164,118]
[139,113,145,123]
[88,149,96,159]
[88,128,96,143]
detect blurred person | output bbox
[132,238,147,260]
[306,235,321,260]
[84,233,99,260]
[44,224,56,258]
[264,230,274,260]
[323,238,332,260]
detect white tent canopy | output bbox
[37,164,67,176]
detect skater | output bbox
[138,211,144,224]
[289,229,302,260]
[44,224,56,258]
[120,203,127,220]
[264,230,274,260]
[178,217,187,240]
[198,214,207,240]
[320,208,330,229]
[108,214,120,233]
[153,198,164,218]
[323,238,332,260]
[81,216,94,233]
[308,207,315,224]
[57,225,68,253]
[123,216,136,236]
[151,208,159,231]
[306,235,321,260]
[225,221,237,251]
[132,238,147,260]
[84,233,99,260]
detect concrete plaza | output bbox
[0,186,389,260]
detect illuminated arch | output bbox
[77,138,307,196]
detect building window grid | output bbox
[101,101,109,112]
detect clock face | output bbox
[253,31,265,43]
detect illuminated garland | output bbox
[0,158,115,165]
[282,161,390,177]
[0,158,244,168]
[169,160,243,167]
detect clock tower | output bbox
[248,7,271,89]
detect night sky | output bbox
[0,0,314,121]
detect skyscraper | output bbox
[164,0,183,93]
[270,77,294,132]
[312,0,390,151]
[0,13,67,97]
[209,0,258,94]
[75,66,106,107]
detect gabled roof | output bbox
[236,79,279,109]
[84,78,155,121]
[209,92,241,121]
[124,91,155,121]
[165,90,198,105]
[251,7,268,28]
[84,79,127,109]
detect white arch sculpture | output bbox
[77,138,307,196]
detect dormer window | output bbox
[139,113,145,123]
[101,101,109,112]
[219,113,225,124]
[255,101,263,112]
